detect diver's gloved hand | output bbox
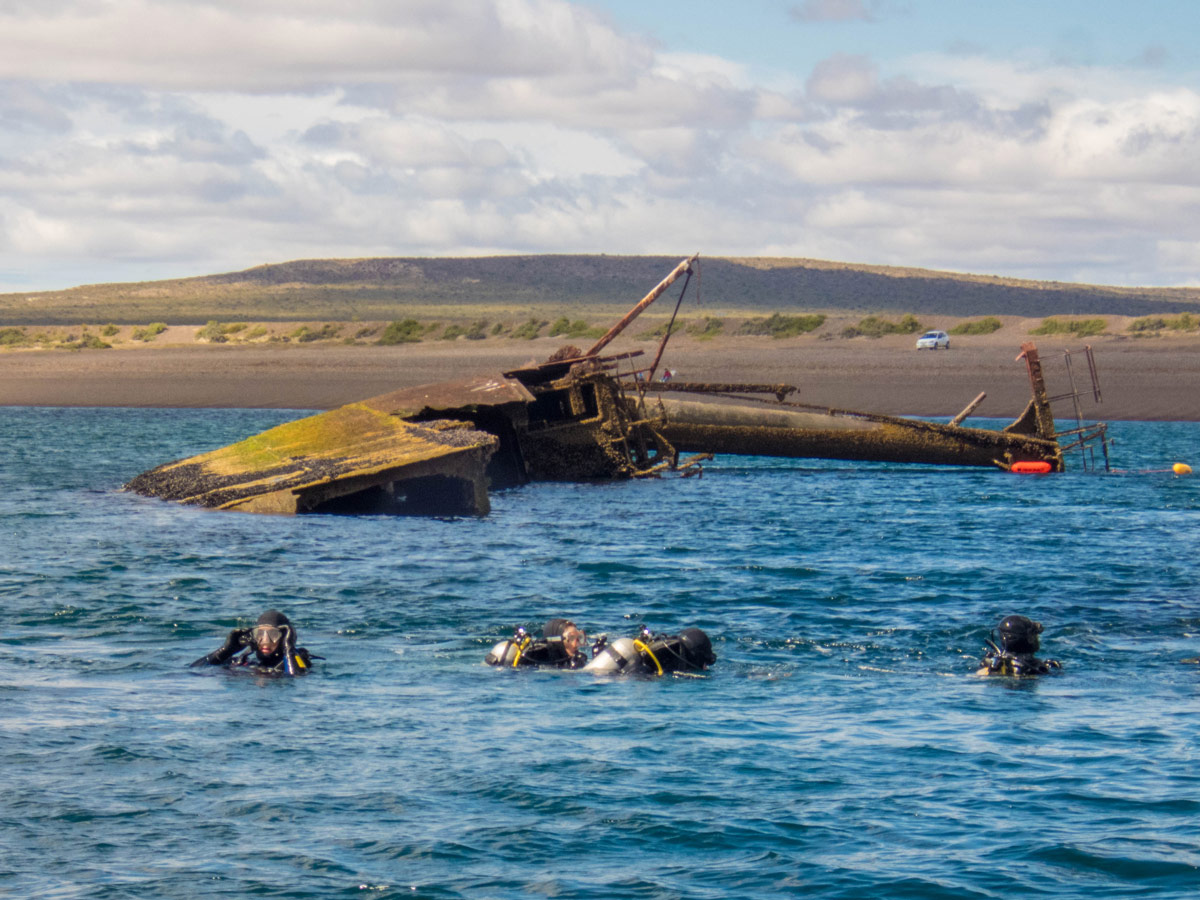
[223,628,251,654]
[189,628,250,666]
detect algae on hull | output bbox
[126,402,498,515]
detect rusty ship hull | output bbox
[126,255,1106,516]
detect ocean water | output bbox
[2,406,1199,899]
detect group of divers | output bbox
[192,610,1060,679]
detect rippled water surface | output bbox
[2,407,1199,898]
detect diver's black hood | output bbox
[540,618,574,660]
[257,609,291,629]
[542,618,572,640]
[678,627,716,668]
[996,615,1041,655]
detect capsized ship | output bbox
[125,255,1110,516]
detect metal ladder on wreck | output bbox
[1016,341,1111,473]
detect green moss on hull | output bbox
[126,402,498,515]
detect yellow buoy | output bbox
[1173,463,1192,475]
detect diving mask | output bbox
[252,624,285,645]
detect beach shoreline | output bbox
[2,329,1198,421]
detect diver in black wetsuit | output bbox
[585,625,717,676]
[976,615,1060,676]
[191,609,318,675]
[485,618,590,668]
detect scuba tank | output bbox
[583,636,649,675]
[584,626,717,675]
[485,627,533,667]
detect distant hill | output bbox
[3,254,1200,325]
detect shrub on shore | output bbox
[637,320,685,340]
[949,317,1002,336]
[687,317,725,340]
[1,326,28,346]
[1128,313,1199,334]
[58,331,111,350]
[1031,317,1106,337]
[841,314,922,338]
[548,317,605,340]
[291,323,342,343]
[132,322,167,342]
[737,313,825,338]
[509,318,548,340]
[437,320,489,340]
[197,320,231,343]
[377,319,423,344]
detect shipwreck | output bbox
[125,255,1110,516]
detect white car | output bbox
[915,330,950,350]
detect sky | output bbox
[2,0,1199,293]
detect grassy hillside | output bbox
[3,254,1200,325]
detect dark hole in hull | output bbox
[305,475,481,517]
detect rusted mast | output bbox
[584,254,699,358]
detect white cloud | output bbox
[1043,90,1200,183]
[1,1,1200,291]
[0,0,650,91]
[806,54,878,104]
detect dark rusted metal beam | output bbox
[584,254,698,358]
[639,381,798,402]
[1017,342,1058,440]
[949,392,987,427]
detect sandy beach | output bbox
[2,327,1198,421]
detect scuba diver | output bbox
[191,609,318,675]
[485,618,590,669]
[584,625,716,676]
[976,614,1060,676]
